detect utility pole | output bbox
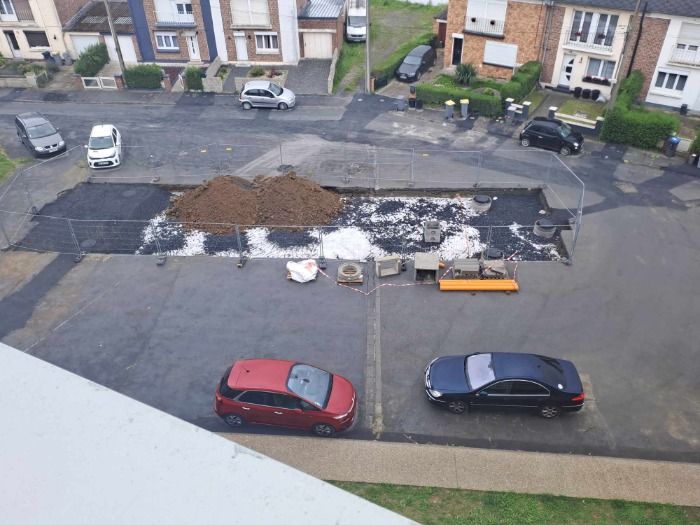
[610,0,642,104]
[365,0,371,93]
[103,0,126,73]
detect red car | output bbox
[215,359,357,437]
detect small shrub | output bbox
[73,43,109,77]
[690,132,700,155]
[17,62,46,75]
[185,66,203,91]
[249,66,265,77]
[415,83,501,117]
[123,64,163,89]
[217,66,229,80]
[455,63,477,86]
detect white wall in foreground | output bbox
[0,343,415,525]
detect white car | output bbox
[87,124,122,169]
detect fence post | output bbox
[317,228,327,269]
[66,219,83,262]
[279,142,284,166]
[154,235,166,266]
[0,214,10,249]
[20,173,38,215]
[408,148,415,187]
[235,225,246,268]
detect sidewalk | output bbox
[223,433,700,507]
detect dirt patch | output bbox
[167,173,342,234]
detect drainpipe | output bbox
[538,0,555,84]
[626,1,648,78]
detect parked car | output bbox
[346,6,367,42]
[15,112,66,157]
[239,80,296,110]
[519,117,584,156]
[87,124,122,169]
[395,45,435,82]
[215,359,357,436]
[424,352,585,418]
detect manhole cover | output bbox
[80,239,97,249]
[122,189,137,197]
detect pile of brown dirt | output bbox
[167,173,342,234]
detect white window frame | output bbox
[0,0,16,16]
[569,10,618,48]
[175,2,193,15]
[254,32,278,54]
[155,32,179,51]
[466,0,507,22]
[586,58,616,80]
[652,71,688,95]
[24,31,50,49]
[232,0,270,27]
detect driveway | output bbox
[223,59,331,95]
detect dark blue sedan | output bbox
[424,352,585,418]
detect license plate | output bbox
[97,161,111,166]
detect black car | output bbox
[519,117,583,156]
[395,45,435,82]
[15,112,66,157]
[425,352,585,418]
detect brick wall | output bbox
[628,16,669,99]
[541,4,564,85]
[143,0,211,62]
[220,0,282,62]
[444,0,547,79]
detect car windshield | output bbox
[465,353,495,390]
[403,56,422,65]
[557,123,573,138]
[287,363,332,408]
[348,16,365,27]
[27,122,56,139]
[88,136,114,150]
[268,83,282,96]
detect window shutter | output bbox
[485,0,507,21]
[483,41,517,68]
[231,0,250,25]
[679,23,700,44]
[250,0,269,26]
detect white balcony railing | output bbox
[670,46,700,66]
[155,11,195,27]
[465,16,504,37]
[565,26,614,53]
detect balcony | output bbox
[155,12,195,28]
[564,26,614,53]
[669,46,700,66]
[464,16,504,37]
[0,0,35,22]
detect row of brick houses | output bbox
[437,0,700,112]
[0,0,345,67]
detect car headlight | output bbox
[428,389,442,398]
[573,142,580,148]
[34,146,43,151]
[59,140,65,146]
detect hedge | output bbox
[600,71,679,149]
[415,83,502,117]
[690,133,700,155]
[185,66,203,91]
[371,32,434,89]
[73,43,109,77]
[499,61,541,102]
[123,64,163,89]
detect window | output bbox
[466,353,495,390]
[586,58,615,79]
[482,381,513,395]
[466,0,507,22]
[232,0,270,26]
[287,364,332,408]
[654,72,687,92]
[238,391,274,405]
[569,11,618,46]
[511,381,549,396]
[483,41,518,68]
[270,393,300,410]
[24,31,49,48]
[155,32,178,50]
[175,2,193,14]
[0,0,16,15]
[255,32,278,53]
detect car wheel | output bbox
[539,405,561,419]
[520,137,531,147]
[447,400,467,414]
[560,145,572,156]
[312,423,335,437]
[242,101,253,110]
[223,413,245,427]
[277,102,289,110]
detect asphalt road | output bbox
[1,94,700,462]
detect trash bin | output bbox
[663,135,681,157]
[41,51,56,65]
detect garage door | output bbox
[104,35,138,64]
[71,35,100,58]
[303,33,332,59]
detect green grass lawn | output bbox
[525,88,547,113]
[333,482,700,525]
[558,99,607,121]
[0,149,15,184]
[333,42,365,92]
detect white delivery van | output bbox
[346,1,367,42]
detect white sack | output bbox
[286,259,319,283]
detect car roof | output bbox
[490,352,566,386]
[17,112,48,126]
[531,117,563,126]
[408,45,432,56]
[243,80,273,90]
[227,358,295,392]
[90,124,115,136]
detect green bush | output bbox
[249,66,265,77]
[498,61,541,102]
[17,62,46,75]
[690,132,700,155]
[371,31,434,88]
[73,43,109,77]
[123,64,163,89]
[600,71,679,149]
[185,66,203,91]
[455,63,477,86]
[415,83,501,117]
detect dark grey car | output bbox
[15,112,66,157]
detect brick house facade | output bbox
[443,0,548,79]
[624,16,669,100]
[219,0,283,63]
[540,4,564,88]
[141,0,210,62]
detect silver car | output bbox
[239,80,295,110]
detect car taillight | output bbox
[571,393,585,402]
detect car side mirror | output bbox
[478,391,488,396]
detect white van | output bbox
[346,2,367,42]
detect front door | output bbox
[559,53,575,87]
[234,32,248,61]
[451,36,463,66]
[4,30,21,58]
[185,33,200,61]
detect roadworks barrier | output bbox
[438,279,519,292]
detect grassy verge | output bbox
[0,149,15,184]
[333,42,365,92]
[559,99,607,120]
[333,482,700,525]
[525,88,547,114]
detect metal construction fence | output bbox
[0,142,584,262]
